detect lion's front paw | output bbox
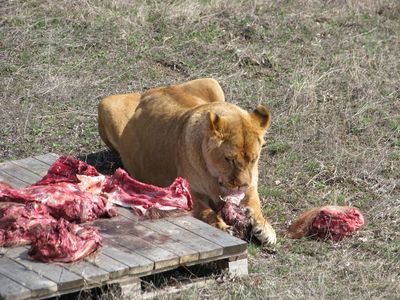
[252,220,277,245]
[216,219,233,235]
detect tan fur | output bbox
[98,78,276,244]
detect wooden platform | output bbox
[0,154,248,300]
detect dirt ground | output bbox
[1,0,399,298]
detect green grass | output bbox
[1,0,399,298]
[266,141,291,155]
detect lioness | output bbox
[98,78,276,245]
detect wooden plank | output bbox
[0,274,31,300]
[218,257,249,276]
[0,163,41,185]
[141,219,223,260]
[169,215,248,255]
[0,169,27,189]
[100,244,154,276]
[110,216,200,264]
[33,153,59,166]
[61,260,109,286]
[95,217,198,265]
[113,276,141,299]
[3,247,83,292]
[131,225,199,264]
[0,257,57,299]
[85,252,129,280]
[101,232,178,271]
[11,158,51,178]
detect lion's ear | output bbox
[251,105,271,130]
[208,111,225,136]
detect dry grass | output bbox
[1,0,399,298]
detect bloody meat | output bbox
[29,218,102,263]
[0,156,193,262]
[104,168,193,215]
[288,205,365,241]
[0,156,193,221]
[0,182,117,223]
[0,201,55,247]
[217,198,252,240]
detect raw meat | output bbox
[0,156,193,262]
[218,199,251,240]
[0,182,117,223]
[104,168,193,215]
[288,205,365,241]
[29,218,102,263]
[0,201,102,262]
[0,156,193,220]
[217,190,252,240]
[0,202,56,247]
[35,156,99,185]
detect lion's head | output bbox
[202,104,271,202]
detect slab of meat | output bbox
[218,199,252,240]
[34,156,99,185]
[288,205,365,241]
[216,190,253,240]
[103,168,193,215]
[0,201,102,263]
[0,202,56,247]
[0,156,193,263]
[0,156,193,220]
[29,218,102,263]
[0,182,117,223]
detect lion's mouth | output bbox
[218,184,246,205]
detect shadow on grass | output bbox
[79,150,123,175]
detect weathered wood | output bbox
[85,252,129,280]
[141,219,223,260]
[100,244,154,276]
[0,274,31,300]
[0,257,57,299]
[111,276,141,299]
[0,163,41,185]
[112,216,200,264]
[94,217,179,269]
[0,170,27,189]
[11,158,52,178]
[61,260,110,286]
[102,232,179,271]
[96,216,200,265]
[3,247,83,292]
[169,215,248,255]
[218,256,249,277]
[33,153,59,166]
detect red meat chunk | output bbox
[35,156,99,185]
[217,199,252,240]
[0,156,193,262]
[0,202,56,247]
[0,182,117,223]
[103,168,193,215]
[0,156,193,220]
[29,219,102,263]
[288,205,365,241]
